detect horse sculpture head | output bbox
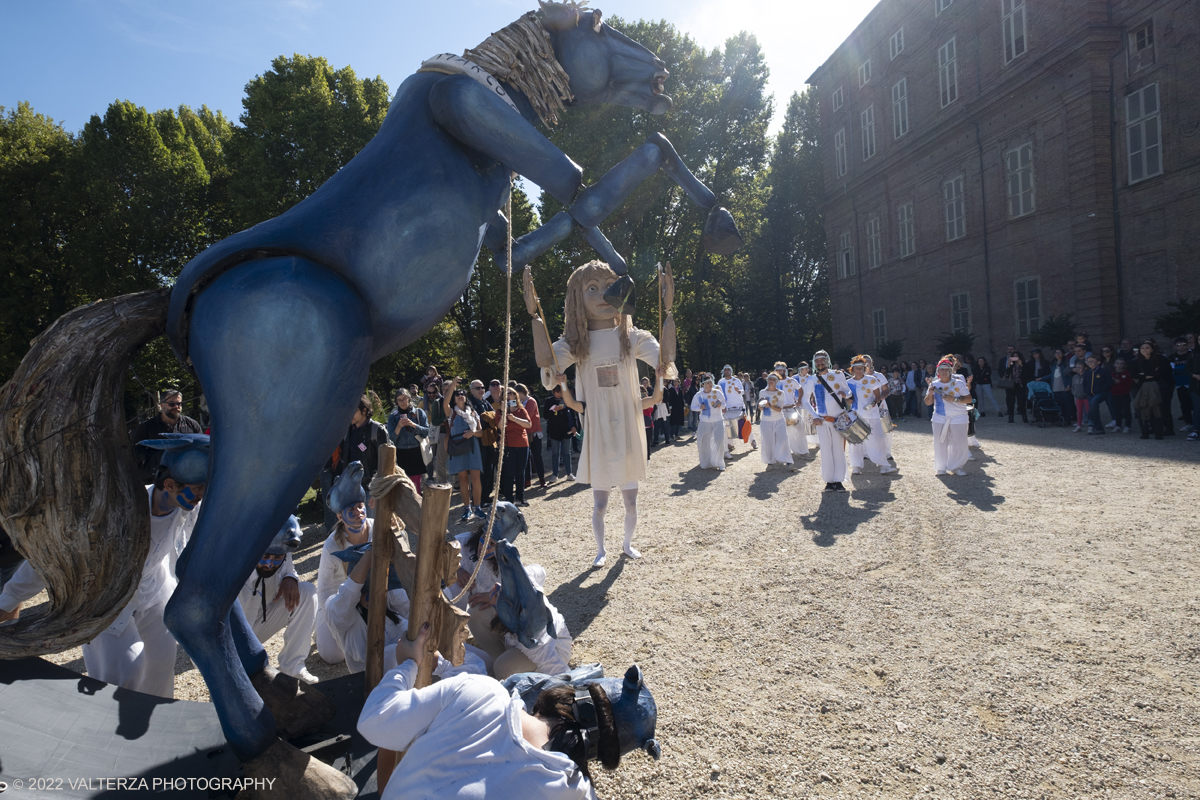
[538,2,672,116]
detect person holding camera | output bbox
[1000,347,1028,423]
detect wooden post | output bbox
[408,483,453,686]
[365,444,397,692]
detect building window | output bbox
[834,128,847,177]
[935,0,953,15]
[898,202,915,257]
[866,217,882,269]
[951,292,971,333]
[873,309,887,349]
[943,175,965,241]
[1002,0,1027,63]
[1126,84,1162,184]
[861,105,876,161]
[1131,21,1153,52]
[1005,143,1035,217]
[832,86,844,111]
[892,78,909,138]
[890,29,905,60]
[1015,278,1040,338]
[859,59,872,87]
[938,38,958,108]
[836,232,856,279]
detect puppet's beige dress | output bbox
[547,327,659,489]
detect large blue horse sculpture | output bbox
[2,2,739,789]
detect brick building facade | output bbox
[807,0,1200,361]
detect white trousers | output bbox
[696,419,726,469]
[315,608,344,664]
[82,600,177,699]
[933,419,970,473]
[724,409,744,443]
[814,420,848,483]
[848,415,889,470]
[245,580,318,677]
[758,416,792,465]
[784,412,809,456]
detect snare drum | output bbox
[783,407,801,427]
[834,409,872,444]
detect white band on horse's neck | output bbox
[419,54,521,115]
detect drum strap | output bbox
[816,374,847,412]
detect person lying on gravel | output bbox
[358,623,659,800]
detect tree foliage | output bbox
[1029,313,1075,349]
[1154,298,1200,339]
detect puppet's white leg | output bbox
[621,486,640,559]
[592,489,609,566]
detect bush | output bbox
[1029,313,1076,349]
[1155,298,1200,338]
[934,331,976,358]
[875,338,905,362]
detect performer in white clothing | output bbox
[358,626,661,800]
[926,357,972,475]
[863,355,895,461]
[325,544,486,677]
[0,560,45,625]
[314,463,372,664]
[773,361,810,459]
[802,351,852,492]
[236,516,319,684]
[756,373,795,469]
[718,365,745,457]
[532,261,673,567]
[690,375,727,470]
[846,356,897,475]
[796,363,820,449]
[82,433,209,698]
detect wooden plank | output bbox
[365,444,398,693]
[409,484,453,686]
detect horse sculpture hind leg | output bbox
[164,257,370,784]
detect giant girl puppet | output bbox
[0,2,737,796]
[528,260,675,567]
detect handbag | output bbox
[419,435,434,466]
[447,433,472,457]
[995,375,1015,389]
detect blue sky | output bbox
[2,0,879,134]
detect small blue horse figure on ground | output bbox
[0,3,739,794]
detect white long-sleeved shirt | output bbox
[358,662,596,800]
[236,553,300,625]
[324,576,411,675]
[0,560,44,614]
[315,522,374,617]
[718,377,744,409]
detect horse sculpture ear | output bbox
[537,1,581,30]
[591,9,603,32]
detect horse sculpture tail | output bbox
[0,289,169,657]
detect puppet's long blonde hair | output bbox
[564,260,633,364]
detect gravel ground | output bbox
[36,415,1200,799]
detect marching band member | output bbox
[690,375,727,470]
[773,362,811,460]
[925,356,972,476]
[847,357,897,476]
[796,362,819,450]
[718,365,745,458]
[756,373,796,469]
[802,351,852,493]
[862,355,895,461]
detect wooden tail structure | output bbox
[366,443,469,792]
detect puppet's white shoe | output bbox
[623,545,642,559]
[593,552,607,567]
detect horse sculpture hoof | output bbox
[701,206,743,256]
[239,738,357,799]
[250,666,336,740]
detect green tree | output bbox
[226,54,390,229]
[0,103,75,380]
[749,89,830,368]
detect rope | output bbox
[369,471,416,500]
[449,179,514,606]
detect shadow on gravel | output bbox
[940,466,1005,511]
[749,466,794,499]
[548,559,626,637]
[800,492,886,547]
[669,466,722,496]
